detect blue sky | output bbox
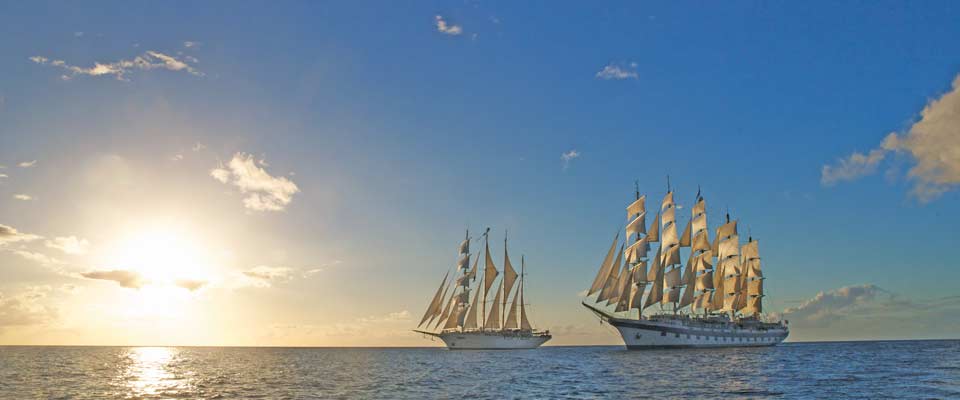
[1,2,958,345]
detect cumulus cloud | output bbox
[30,50,203,82]
[0,224,41,245]
[174,279,208,291]
[822,73,960,201]
[561,149,581,170]
[45,236,89,255]
[80,269,146,289]
[210,153,300,212]
[773,284,960,340]
[12,194,32,201]
[18,160,36,168]
[596,62,639,80]
[435,15,463,35]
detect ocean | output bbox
[1,340,957,399]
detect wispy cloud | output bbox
[8,249,63,267]
[561,149,581,170]
[210,152,300,212]
[596,62,639,80]
[192,143,206,152]
[174,279,208,291]
[80,269,146,289]
[183,41,200,48]
[822,73,960,201]
[18,160,36,168]
[12,194,32,201]
[435,15,463,35]
[0,224,41,245]
[30,50,202,82]
[45,236,89,255]
[0,286,57,329]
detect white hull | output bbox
[434,331,551,350]
[584,303,788,349]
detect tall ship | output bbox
[582,182,788,349]
[414,229,551,350]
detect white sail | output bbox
[692,198,706,215]
[597,244,624,303]
[741,240,759,260]
[741,296,763,315]
[588,233,620,296]
[646,213,660,242]
[664,267,681,288]
[625,236,649,263]
[503,287,520,330]
[748,279,763,296]
[457,254,470,270]
[467,246,480,281]
[418,271,449,327]
[461,284,482,330]
[692,231,711,252]
[719,235,740,260]
[434,291,458,330]
[483,239,499,295]
[662,245,681,267]
[661,191,674,210]
[717,220,738,239]
[520,255,533,331]
[484,280,504,330]
[662,206,676,226]
[626,212,647,236]
[696,271,714,290]
[459,239,470,255]
[614,268,634,312]
[694,292,711,309]
[503,247,519,304]
[632,260,648,283]
[663,287,680,304]
[642,246,664,309]
[626,195,646,218]
[679,219,692,247]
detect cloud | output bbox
[822,73,960,201]
[45,236,89,255]
[18,160,36,168]
[192,143,206,152]
[0,224,41,245]
[74,32,84,38]
[183,41,200,48]
[174,279,208,291]
[435,15,463,35]
[171,154,184,161]
[210,153,300,212]
[238,266,296,288]
[0,173,6,179]
[820,148,887,186]
[12,194,32,201]
[0,286,56,329]
[80,270,146,289]
[8,249,63,267]
[303,260,342,277]
[561,149,581,170]
[596,62,639,80]
[773,284,960,340]
[30,50,203,82]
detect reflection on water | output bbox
[0,341,957,399]
[120,347,189,397]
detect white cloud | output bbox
[192,143,206,152]
[183,41,200,48]
[561,149,580,170]
[30,50,203,82]
[773,284,960,341]
[822,73,960,201]
[171,154,184,161]
[435,15,463,35]
[303,260,342,277]
[8,249,63,267]
[0,173,7,178]
[12,194,32,201]
[18,160,36,168]
[80,269,146,289]
[210,153,300,212]
[45,236,90,255]
[596,62,639,80]
[74,32,84,38]
[0,286,56,329]
[237,266,297,288]
[174,279,207,291]
[0,224,41,245]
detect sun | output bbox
[106,223,214,287]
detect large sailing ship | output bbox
[582,182,788,349]
[414,229,551,350]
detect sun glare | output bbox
[107,224,215,288]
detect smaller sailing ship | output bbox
[582,181,788,349]
[414,229,551,350]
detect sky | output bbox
[1,1,958,346]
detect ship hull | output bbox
[610,318,787,349]
[434,331,551,350]
[583,302,788,349]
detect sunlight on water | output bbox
[122,347,186,397]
